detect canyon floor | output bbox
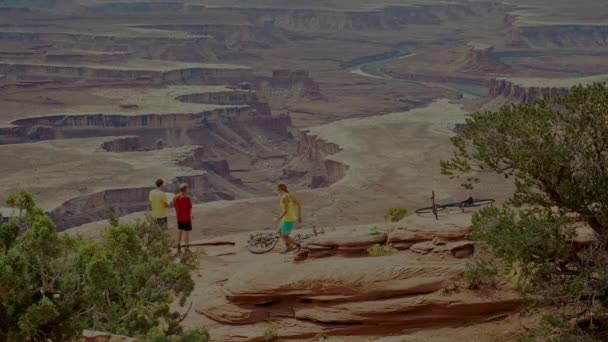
[1,0,608,340]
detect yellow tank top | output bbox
[280,193,297,222]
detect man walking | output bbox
[274,183,302,253]
[173,183,193,251]
[149,178,169,229]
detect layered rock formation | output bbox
[459,44,510,75]
[282,130,348,188]
[198,242,521,337]
[295,225,474,261]
[101,137,141,152]
[0,31,217,62]
[488,78,569,103]
[0,62,252,87]
[245,3,508,32]
[512,24,608,48]
[255,69,322,101]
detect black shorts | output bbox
[178,221,192,231]
[155,217,168,230]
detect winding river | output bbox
[347,47,489,98]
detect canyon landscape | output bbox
[1,0,607,341]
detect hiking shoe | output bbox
[280,244,295,254]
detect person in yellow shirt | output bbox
[274,183,302,254]
[149,178,169,229]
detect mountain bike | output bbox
[247,225,324,254]
[415,191,495,220]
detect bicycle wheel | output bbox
[464,199,495,207]
[415,205,447,214]
[247,232,278,254]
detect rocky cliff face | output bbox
[101,137,141,152]
[255,69,322,101]
[511,24,608,48]
[282,130,347,189]
[175,91,259,106]
[0,31,218,62]
[488,78,569,103]
[0,62,253,86]
[245,3,507,32]
[459,45,510,75]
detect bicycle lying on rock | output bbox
[247,225,324,254]
[415,191,495,220]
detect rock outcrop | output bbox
[0,31,218,62]
[459,44,510,75]
[295,225,474,261]
[511,24,608,48]
[198,251,521,336]
[101,137,141,152]
[283,130,348,188]
[488,78,569,103]
[0,62,252,87]
[255,69,322,101]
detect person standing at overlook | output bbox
[173,183,193,252]
[149,178,169,229]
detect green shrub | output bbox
[464,258,498,289]
[104,202,120,227]
[263,326,279,342]
[442,83,608,339]
[0,190,198,341]
[367,243,395,257]
[384,207,407,223]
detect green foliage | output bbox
[368,224,378,235]
[367,243,395,257]
[384,207,407,223]
[104,202,120,227]
[442,83,608,338]
[263,326,279,342]
[0,219,19,252]
[146,327,210,342]
[519,315,605,342]
[464,258,498,289]
[471,207,575,281]
[0,190,198,341]
[6,189,35,217]
[442,82,608,231]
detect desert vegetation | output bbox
[442,82,608,340]
[0,190,209,342]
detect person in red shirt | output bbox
[173,183,193,252]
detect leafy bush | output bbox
[367,243,395,257]
[263,326,279,342]
[520,314,607,342]
[0,190,202,341]
[384,207,407,223]
[464,258,498,289]
[442,83,608,338]
[104,202,120,227]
